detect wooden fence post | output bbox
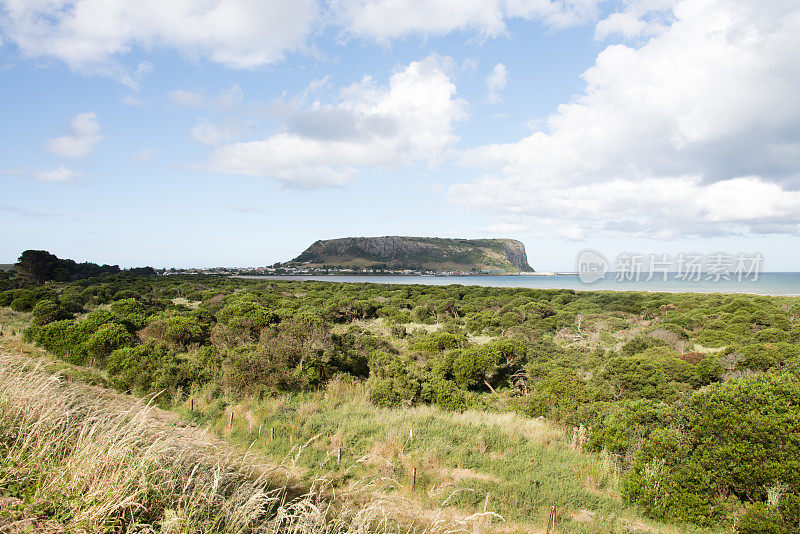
[546,505,556,534]
[228,410,233,429]
[411,467,417,493]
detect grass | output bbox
[0,354,487,533]
[0,307,724,533]
[182,379,715,533]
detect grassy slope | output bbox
[0,346,495,534]
[183,381,711,533]
[0,310,718,534]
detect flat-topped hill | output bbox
[289,236,533,273]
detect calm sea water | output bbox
[236,273,800,296]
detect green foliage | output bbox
[5,270,800,529]
[31,299,71,326]
[107,343,215,396]
[621,336,668,356]
[520,367,588,420]
[736,503,789,534]
[737,343,800,372]
[9,287,58,312]
[15,249,120,283]
[85,322,134,364]
[367,352,422,406]
[602,355,677,401]
[625,373,800,525]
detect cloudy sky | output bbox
[2,0,800,270]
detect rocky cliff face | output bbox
[498,239,530,272]
[291,236,533,273]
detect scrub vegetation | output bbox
[2,251,799,532]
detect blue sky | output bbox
[2,0,800,270]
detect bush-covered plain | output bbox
[3,270,800,531]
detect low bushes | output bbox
[624,373,800,526]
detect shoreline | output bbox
[232,273,800,297]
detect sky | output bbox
[1,0,800,270]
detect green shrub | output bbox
[695,356,723,385]
[621,336,668,356]
[85,322,133,364]
[521,367,588,421]
[424,378,467,411]
[109,298,150,330]
[625,373,800,525]
[738,343,799,371]
[602,355,675,401]
[451,346,497,390]
[368,352,423,406]
[31,299,71,326]
[412,332,465,352]
[9,287,57,311]
[0,289,25,307]
[755,327,790,343]
[736,503,787,534]
[32,319,83,361]
[107,342,206,397]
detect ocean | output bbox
[235,272,800,296]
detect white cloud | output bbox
[204,55,468,188]
[168,83,243,110]
[451,175,800,238]
[189,118,258,147]
[45,112,101,159]
[486,63,507,104]
[331,0,602,41]
[0,0,318,77]
[452,0,800,238]
[0,0,607,82]
[595,0,675,40]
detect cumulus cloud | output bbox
[0,0,318,77]
[190,119,255,147]
[452,0,800,238]
[331,0,602,41]
[0,0,606,81]
[595,0,675,40]
[486,63,507,104]
[45,112,101,159]
[203,55,468,188]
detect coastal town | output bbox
[162,264,558,276]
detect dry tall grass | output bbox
[0,355,478,533]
